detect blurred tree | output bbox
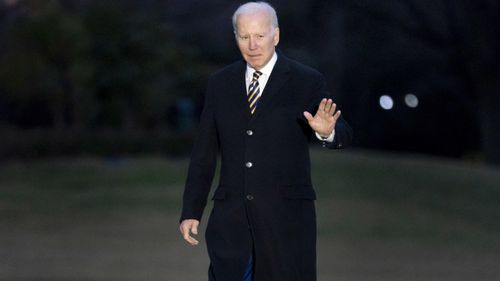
[0,0,211,133]
[0,0,93,131]
[81,0,211,131]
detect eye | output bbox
[239,35,249,40]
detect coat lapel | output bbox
[250,54,291,122]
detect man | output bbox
[180,2,352,281]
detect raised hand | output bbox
[303,98,341,138]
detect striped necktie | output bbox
[247,71,262,114]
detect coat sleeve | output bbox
[325,115,353,149]
[180,77,218,222]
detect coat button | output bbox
[246,130,253,136]
[245,162,253,168]
[246,195,254,201]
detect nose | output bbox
[248,37,257,50]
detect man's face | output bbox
[235,11,279,70]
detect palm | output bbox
[303,98,341,137]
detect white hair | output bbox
[232,2,279,32]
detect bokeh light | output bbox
[404,93,419,108]
[379,95,394,110]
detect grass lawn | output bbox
[1,149,499,280]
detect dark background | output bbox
[1,0,499,164]
[0,0,500,281]
[1,1,500,280]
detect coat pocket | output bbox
[280,185,317,200]
[211,188,226,200]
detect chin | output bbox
[250,60,263,68]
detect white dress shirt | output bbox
[245,52,278,94]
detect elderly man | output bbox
[180,2,352,281]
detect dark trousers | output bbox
[208,256,253,281]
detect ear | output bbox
[273,27,280,46]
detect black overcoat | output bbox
[181,53,353,281]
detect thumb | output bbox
[303,111,314,121]
[191,221,199,235]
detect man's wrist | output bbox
[315,130,335,142]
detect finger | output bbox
[182,225,199,246]
[182,223,191,240]
[333,110,341,121]
[303,111,314,121]
[328,103,337,116]
[318,98,327,113]
[191,221,199,235]
[186,235,199,246]
[324,99,333,113]
[180,221,188,234]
